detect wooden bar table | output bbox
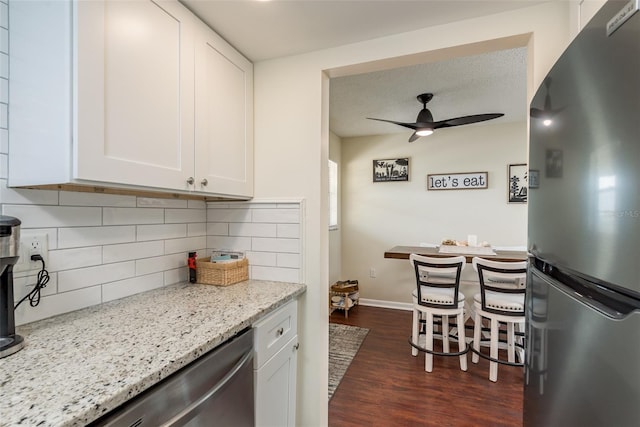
[384,245,528,263]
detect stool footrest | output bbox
[469,340,524,367]
[409,337,470,357]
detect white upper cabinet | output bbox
[195,23,254,197]
[8,0,253,198]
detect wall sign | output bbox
[426,172,488,190]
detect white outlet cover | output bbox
[14,232,49,276]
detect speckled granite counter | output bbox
[0,280,305,427]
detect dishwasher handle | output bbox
[160,350,253,427]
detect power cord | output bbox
[14,254,50,309]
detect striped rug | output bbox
[328,323,369,400]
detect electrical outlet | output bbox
[369,268,376,278]
[14,233,49,276]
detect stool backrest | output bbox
[410,254,465,309]
[472,257,528,316]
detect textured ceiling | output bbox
[329,47,527,139]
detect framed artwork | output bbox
[508,163,528,203]
[545,149,563,177]
[529,169,540,189]
[373,158,409,182]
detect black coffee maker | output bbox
[0,215,23,358]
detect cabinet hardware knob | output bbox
[276,327,284,336]
[186,177,195,185]
[294,343,300,350]
[201,179,208,186]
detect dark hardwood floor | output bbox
[329,305,523,427]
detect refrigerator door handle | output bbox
[531,262,640,320]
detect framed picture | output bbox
[545,149,563,177]
[508,163,528,203]
[529,169,540,189]
[373,158,409,182]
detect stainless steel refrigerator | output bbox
[525,1,640,426]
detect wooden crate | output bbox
[196,257,249,286]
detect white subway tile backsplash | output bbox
[187,223,206,237]
[103,207,163,225]
[252,237,299,253]
[277,253,300,268]
[137,197,187,208]
[229,223,276,238]
[137,224,186,241]
[136,253,186,276]
[58,261,135,292]
[14,272,58,302]
[60,191,136,207]
[0,78,7,104]
[6,195,303,325]
[251,266,300,283]
[207,223,229,236]
[207,236,252,252]
[58,226,135,249]
[277,224,300,238]
[246,251,277,267]
[0,153,6,177]
[252,209,300,224]
[0,54,6,80]
[0,28,7,54]
[164,236,206,255]
[3,205,101,228]
[164,267,188,286]
[103,241,164,264]
[48,246,103,272]
[102,272,164,302]
[14,286,102,326]
[0,103,6,129]
[0,128,7,153]
[165,208,206,224]
[187,199,206,209]
[0,3,7,29]
[207,208,251,223]
[0,180,59,205]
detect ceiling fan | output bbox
[367,93,504,142]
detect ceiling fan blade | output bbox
[408,132,421,143]
[434,113,504,129]
[367,117,419,131]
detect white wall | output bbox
[328,131,341,285]
[254,2,577,426]
[341,121,527,304]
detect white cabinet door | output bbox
[194,24,254,197]
[254,336,298,427]
[75,0,195,191]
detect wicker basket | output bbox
[196,257,249,286]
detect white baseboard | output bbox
[359,298,412,311]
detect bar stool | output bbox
[409,254,468,372]
[471,257,527,382]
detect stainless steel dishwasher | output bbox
[91,328,254,427]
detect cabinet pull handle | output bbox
[294,343,300,351]
[201,179,208,186]
[276,327,284,336]
[186,177,195,185]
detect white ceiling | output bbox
[180,0,539,139]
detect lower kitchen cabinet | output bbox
[253,300,298,427]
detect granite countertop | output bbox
[0,280,306,427]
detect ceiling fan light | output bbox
[416,128,433,136]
